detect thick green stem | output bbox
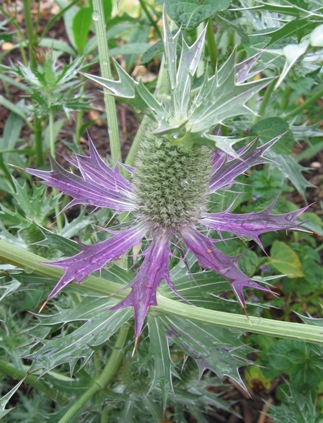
[254,79,276,124]
[58,325,129,423]
[206,18,217,71]
[34,116,43,167]
[22,0,37,70]
[0,240,322,345]
[92,0,121,164]
[49,107,55,158]
[75,82,86,144]
[0,360,67,405]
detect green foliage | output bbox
[0,0,322,421]
[267,340,323,392]
[270,241,304,278]
[159,0,232,30]
[268,384,323,423]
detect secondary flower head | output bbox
[27,133,306,339]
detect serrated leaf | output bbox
[147,315,172,409]
[0,278,21,301]
[27,306,132,375]
[250,17,317,46]
[13,179,60,225]
[267,151,315,197]
[270,241,304,278]
[82,60,135,98]
[163,315,252,389]
[268,385,322,423]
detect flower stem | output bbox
[0,240,322,345]
[58,324,129,423]
[92,0,121,164]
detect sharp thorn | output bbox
[38,299,49,313]
[243,306,252,325]
[132,336,139,357]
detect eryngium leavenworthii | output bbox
[27,134,306,338]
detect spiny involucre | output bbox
[27,132,307,339]
[83,11,270,158]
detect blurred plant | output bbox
[2,51,88,158]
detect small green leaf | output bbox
[270,241,304,278]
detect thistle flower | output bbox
[27,14,307,340]
[27,134,306,339]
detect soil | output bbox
[0,3,322,423]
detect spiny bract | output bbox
[27,132,306,339]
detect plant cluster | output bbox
[0,1,322,422]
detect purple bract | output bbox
[27,136,307,338]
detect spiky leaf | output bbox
[162,315,252,388]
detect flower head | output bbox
[27,132,306,338]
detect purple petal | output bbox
[201,200,309,249]
[209,136,281,193]
[111,231,173,337]
[181,227,276,308]
[27,140,136,213]
[44,225,147,299]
